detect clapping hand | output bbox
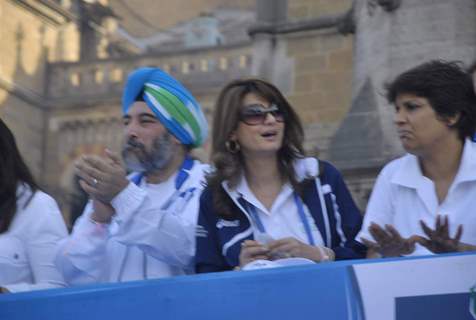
[361,223,418,257]
[415,215,463,253]
[75,149,129,203]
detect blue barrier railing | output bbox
[1,252,475,320]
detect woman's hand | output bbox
[267,237,334,262]
[415,215,463,253]
[361,223,418,257]
[239,240,270,268]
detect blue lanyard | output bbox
[131,156,196,210]
[244,192,315,246]
[130,156,195,210]
[131,156,193,187]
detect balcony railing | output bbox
[46,44,253,104]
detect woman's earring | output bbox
[225,140,240,153]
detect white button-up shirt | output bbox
[233,168,325,247]
[0,186,68,292]
[56,161,208,284]
[358,139,476,256]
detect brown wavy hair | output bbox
[207,78,306,218]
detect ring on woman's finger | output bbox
[92,178,98,186]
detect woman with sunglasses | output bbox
[195,79,366,273]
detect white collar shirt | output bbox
[233,174,324,246]
[1,185,67,292]
[57,160,208,284]
[109,174,180,282]
[358,139,476,256]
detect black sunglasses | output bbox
[239,104,285,125]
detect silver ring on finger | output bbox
[92,178,99,186]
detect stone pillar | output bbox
[251,0,293,92]
[256,0,287,23]
[330,0,476,170]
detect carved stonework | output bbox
[337,6,356,35]
[46,48,253,104]
[367,0,401,16]
[13,0,74,25]
[56,117,123,164]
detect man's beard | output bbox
[122,132,174,173]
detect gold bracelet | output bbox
[88,217,109,225]
[317,246,335,262]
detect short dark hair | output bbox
[468,60,476,74]
[134,90,145,102]
[385,60,476,140]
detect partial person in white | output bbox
[55,67,209,284]
[0,119,67,293]
[358,60,476,258]
[469,60,476,95]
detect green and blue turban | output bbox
[122,67,208,148]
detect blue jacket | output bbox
[195,159,366,273]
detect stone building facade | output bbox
[1,0,475,225]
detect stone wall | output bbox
[109,0,255,38]
[46,44,253,101]
[0,0,79,181]
[288,0,352,19]
[286,30,353,159]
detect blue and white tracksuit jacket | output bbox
[195,158,366,273]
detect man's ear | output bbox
[169,133,181,145]
[446,112,461,127]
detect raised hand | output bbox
[75,149,129,203]
[416,215,463,253]
[361,223,418,257]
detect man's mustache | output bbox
[124,138,145,151]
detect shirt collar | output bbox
[16,183,33,208]
[391,153,423,188]
[235,174,270,215]
[453,138,476,184]
[391,139,476,188]
[220,157,317,216]
[222,173,294,216]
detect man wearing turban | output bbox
[56,68,209,284]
